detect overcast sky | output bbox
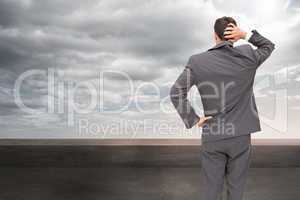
[0,0,300,138]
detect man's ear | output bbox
[214,32,220,42]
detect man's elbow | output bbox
[169,85,179,102]
[266,39,276,53]
[270,41,275,52]
[184,123,193,129]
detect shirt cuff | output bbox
[245,31,253,41]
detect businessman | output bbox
[170,16,275,200]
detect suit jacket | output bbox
[170,30,275,142]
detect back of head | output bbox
[214,16,237,41]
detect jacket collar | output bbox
[208,40,233,51]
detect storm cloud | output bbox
[0,0,300,138]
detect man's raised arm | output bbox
[247,30,275,67]
[224,23,275,67]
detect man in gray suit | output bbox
[170,16,275,200]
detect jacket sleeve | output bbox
[248,30,275,67]
[169,56,200,129]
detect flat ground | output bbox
[0,142,299,200]
[1,167,299,200]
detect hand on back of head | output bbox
[223,23,247,43]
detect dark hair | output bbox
[214,16,237,41]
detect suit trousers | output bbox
[200,134,252,200]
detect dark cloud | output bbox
[0,0,212,72]
[0,1,22,28]
[0,0,299,138]
[290,0,300,8]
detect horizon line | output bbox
[0,138,300,146]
